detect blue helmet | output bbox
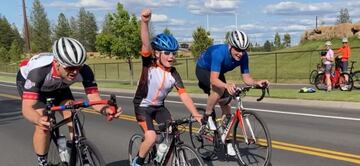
[151,33,179,51]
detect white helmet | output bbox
[227,30,249,50]
[52,37,86,67]
[342,38,348,43]
[325,41,332,46]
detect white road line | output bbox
[1,83,360,121]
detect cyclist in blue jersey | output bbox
[16,37,122,166]
[196,30,269,156]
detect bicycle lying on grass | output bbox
[128,117,204,166]
[46,94,118,166]
[189,85,272,166]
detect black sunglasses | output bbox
[232,46,246,53]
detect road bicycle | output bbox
[348,61,360,89]
[314,57,353,91]
[309,63,324,84]
[46,94,118,166]
[128,117,204,166]
[189,86,272,166]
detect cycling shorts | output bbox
[16,71,74,108]
[195,66,229,99]
[134,105,172,132]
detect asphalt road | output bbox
[0,81,359,166]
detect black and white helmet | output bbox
[52,37,86,67]
[227,30,249,50]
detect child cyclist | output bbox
[131,8,203,166]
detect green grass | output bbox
[2,74,360,102]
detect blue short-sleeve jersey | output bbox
[196,44,249,74]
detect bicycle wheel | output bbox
[314,73,326,90]
[339,73,353,91]
[128,134,153,165]
[188,107,216,160]
[309,70,318,84]
[48,136,67,166]
[171,144,204,166]
[351,71,360,89]
[75,140,105,166]
[232,110,271,166]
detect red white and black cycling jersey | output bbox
[17,53,98,100]
[133,51,186,107]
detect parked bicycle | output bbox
[189,85,272,166]
[128,117,204,166]
[46,94,118,166]
[309,63,324,85]
[314,57,354,91]
[348,61,360,89]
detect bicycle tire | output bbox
[339,73,353,91]
[170,144,205,166]
[351,71,360,89]
[47,135,67,166]
[314,73,326,90]
[128,134,154,165]
[232,110,272,166]
[75,140,106,166]
[309,70,318,84]
[188,107,216,160]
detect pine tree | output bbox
[0,16,15,50]
[29,0,51,52]
[9,40,22,62]
[54,13,71,39]
[77,8,98,52]
[163,28,171,35]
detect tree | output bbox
[69,16,78,39]
[29,0,51,53]
[77,8,98,52]
[263,40,273,52]
[54,13,71,39]
[274,32,281,49]
[336,8,351,24]
[0,47,9,63]
[11,24,24,52]
[190,27,213,58]
[95,3,141,86]
[8,40,22,62]
[283,33,291,48]
[163,27,171,35]
[0,16,15,50]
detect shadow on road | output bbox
[0,99,23,125]
[107,160,129,166]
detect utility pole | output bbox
[22,0,31,52]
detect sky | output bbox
[1,0,360,46]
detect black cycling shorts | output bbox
[16,71,74,108]
[195,66,229,99]
[134,105,172,132]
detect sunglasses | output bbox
[63,66,82,72]
[232,46,246,53]
[161,51,177,56]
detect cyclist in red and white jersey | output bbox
[16,37,122,166]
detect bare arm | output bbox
[179,92,202,123]
[140,8,152,54]
[22,99,49,130]
[242,73,269,87]
[210,71,236,95]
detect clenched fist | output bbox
[141,8,152,23]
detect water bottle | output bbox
[155,142,168,163]
[57,135,70,163]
